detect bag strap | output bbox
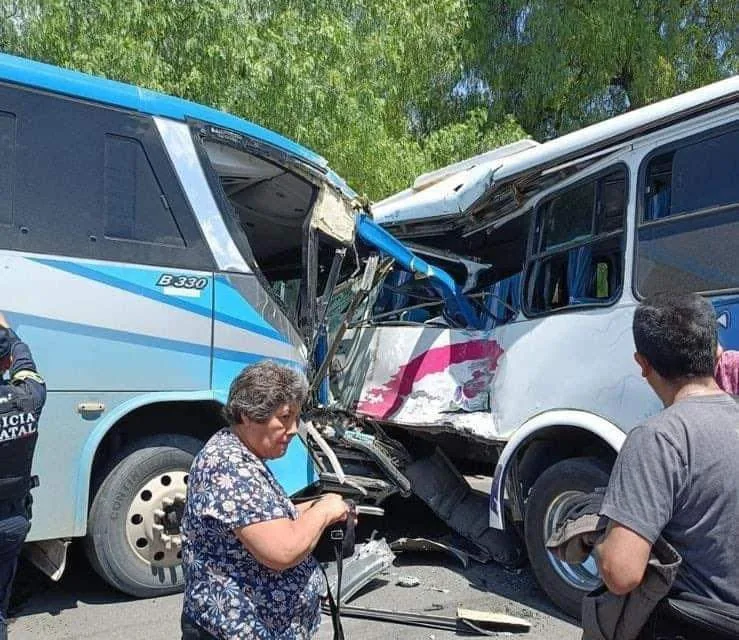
[320,500,357,640]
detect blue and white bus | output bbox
[0,52,433,598]
[335,75,739,618]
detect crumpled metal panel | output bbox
[332,325,504,439]
[322,539,395,604]
[311,185,356,246]
[333,303,663,444]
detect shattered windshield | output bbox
[198,130,353,330]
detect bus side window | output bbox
[0,111,15,229]
[104,134,185,248]
[524,167,627,315]
[636,126,739,297]
[0,82,214,271]
[97,113,214,270]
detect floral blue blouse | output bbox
[181,428,324,639]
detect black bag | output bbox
[639,593,739,640]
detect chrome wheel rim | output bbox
[125,470,188,568]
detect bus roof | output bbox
[374,75,739,227]
[0,52,353,194]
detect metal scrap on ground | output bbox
[396,575,421,587]
[332,604,531,635]
[390,537,470,568]
[323,539,395,604]
[457,607,531,632]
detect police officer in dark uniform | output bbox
[0,313,45,640]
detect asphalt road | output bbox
[8,499,581,640]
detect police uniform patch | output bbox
[11,370,45,385]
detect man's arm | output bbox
[595,521,652,595]
[598,424,687,595]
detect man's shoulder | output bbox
[623,411,687,458]
[627,413,678,439]
[633,394,738,446]
[640,404,686,432]
[659,394,739,427]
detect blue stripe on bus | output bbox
[12,311,210,357]
[31,257,288,343]
[0,52,333,175]
[11,311,298,366]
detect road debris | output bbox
[331,604,531,635]
[457,607,531,633]
[323,539,395,604]
[390,537,470,568]
[403,451,524,566]
[396,575,421,587]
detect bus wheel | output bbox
[84,435,202,598]
[524,457,611,619]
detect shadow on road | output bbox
[10,544,135,620]
[338,495,578,626]
[10,495,576,629]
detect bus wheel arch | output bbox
[88,400,224,494]
[84,400,223,597]
[492,413,625,530]
[515,425,619,504]
[499,421,621,619]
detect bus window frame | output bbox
[522,162,630,319]
[632,120,739,301]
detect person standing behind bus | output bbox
[715,344,739,395]
[0,313,46,640]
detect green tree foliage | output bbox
[0,0,526,199]
[465,0,738,139]
[1,1,734,198]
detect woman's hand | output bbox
[234,494,352,571]
[315,493,350,525]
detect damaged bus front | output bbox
[0,52,446,598]
[308,76,739,617]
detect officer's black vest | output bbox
[0,386,40,506]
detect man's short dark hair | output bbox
[633,293,717,380]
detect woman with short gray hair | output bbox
[180,361,350,640]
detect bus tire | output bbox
[524,457,611,619]
[84,434,203,598]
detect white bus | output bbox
[311,76,739,617]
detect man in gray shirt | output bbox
[597,293,739,636]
